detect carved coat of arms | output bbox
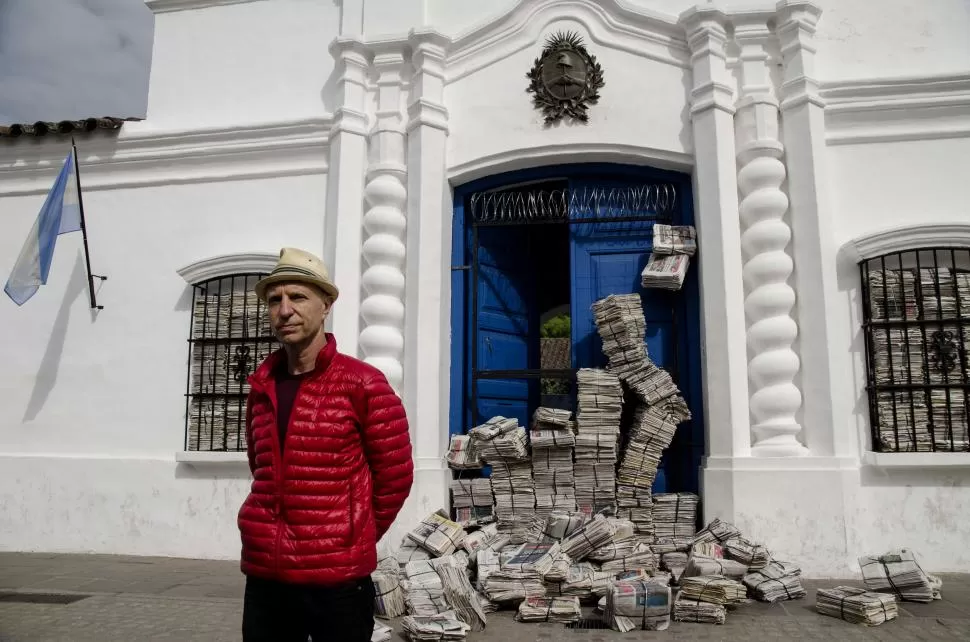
[526,31,605,125]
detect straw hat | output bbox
[254,248,340,302]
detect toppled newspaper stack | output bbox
[515,596,582,623]
[401,611,471,640]
[816,585,899,626]
[673,594,726,624]
[617,400,690,491]
[604,579,672,632]
[859,549,942,602]
[641,254,689,290]
[652,224,697,256]
[408,510,467,557]
[446,435,482,470]
[742,560,807,602]
[530,407,577,519]
[574,369,621,514]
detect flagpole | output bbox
[71,138,105,310]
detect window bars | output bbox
[184,273,277,452]
[469,183,678,226]
[860,248,970,453]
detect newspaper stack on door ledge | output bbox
[641,224,696,291]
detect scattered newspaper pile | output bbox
[742,560,807,602]
[816,586,899,626]
[530,407,577,520]
[617,401,689,491]
[604,579,672,632]
[400,611,471,641]
[446,435,482,470]
[408,511,467,557]
[672,594,726,624]
[402,559,450,617]
[514,596,582,623]
[653,493,699,540]
[641,224,696,290]
[574,369,622,514]
[680,575,747,605]
[858,549,942,602]
[450,478,493,524]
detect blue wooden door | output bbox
[569,177,682,494]
[470,225,539,428]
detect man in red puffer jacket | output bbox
[237,247,413,642]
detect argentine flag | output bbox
[4,149,82,306]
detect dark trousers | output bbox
[242,575,375,642]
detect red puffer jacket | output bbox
[237,334,413,585]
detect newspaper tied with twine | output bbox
[373,568,406,618]
[514,596,582,624]
[641,254,689,290]
[446,435,483,470]
[816,586,899,626]
[652,224,697,256]
[403,559,449,617]
[723,537,771,570]
[604,579,672,632]
[400,610,471,641]
[469,417,529,461]
[560,514,616,561]
[672,593,726,625]
[527,510,587,543]
[679,575,747,605]
[858,549,942,602]
[691,518,741,547]
[653,493,699,540]
[742,560,806,602]
[682,542,748,581]
[599,542,658,574]
[408,510,467,557]
[436,561,487,632]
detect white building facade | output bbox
[1,0,969,578]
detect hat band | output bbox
[269,265,325,279]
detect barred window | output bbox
[184,273,276,452]
[861,248,970,453]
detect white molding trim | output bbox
[862,451,970,469]
[146,0,265,13]
[843,223,970,263]
[448,143,693,183]
[177,252,278,285]
[0,117,332,196]
[444,0,689,83]
[175,451,250,465]
[821,72,970,145]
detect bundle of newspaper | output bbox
[461,522,500,557]
[469,417,529,462]
[408,510,467,557]
[660,552,688,584]
[742,561,807,602]
[652,224,697,256]
[641,254,689,291]
[546,563,617,599]
[723,537,771,570]
[515,596,582,624]
[450,478,493,524]
[542,553,572,583]
[475,550,500,593]
[587,518,637,562]
[574,369,623,513]
[859,549,942,602]
[679,575,747,605]
[531,410,577,519]
[501,542,562,577]
[816,585,899,626]
[604,579,672,632]
[652,493,698,540]
[672,593,726,625]
[615,485,654,536]
[561,514,615,561]
[691,517,741,547]
[483,567,546,603]
[650,537,693,555]
[446,434,482,470]
[403,559,450,616]
[372,618,394,642]
[436,561,487,632]
[527,510,586,543]
[397,538,433,567]
[533,406,573,429]
[617,400,689,491]
[599,542,658,574]
[682,542,748,581]
[373,568,407,618]
[489,461,536,542]
[400,611,471,641]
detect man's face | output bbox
[266,282,332,345]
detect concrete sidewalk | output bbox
[1,552,969,641]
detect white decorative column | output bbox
[401,30,451,525]
[734,17,808,457]
[776,0,847,458]
[360,46,408,390]
[679,6,750,523]
[324,38,370,356]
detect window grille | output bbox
[860,249,970,453]
[184,273,276,451]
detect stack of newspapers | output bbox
[816,586,899,626]
[530,407,577,520]
[408,511,467,557]
[679,575,747,605]
[574,369,622,514]
[653,493,699,540]
[514,596,582,624]
[617,400,690,494]
[672,594,726,624]
[446,434,482,470]
[470,417,534,542]
[450,478,493,524]
[469,417,529,461]
[859,549,942,602]
[400,611,471,640]
[742,560,807,602]
[560,514,616,561]
[641,224,696,291]
[604,579,672,632]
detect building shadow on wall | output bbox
[22,251,88,422]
